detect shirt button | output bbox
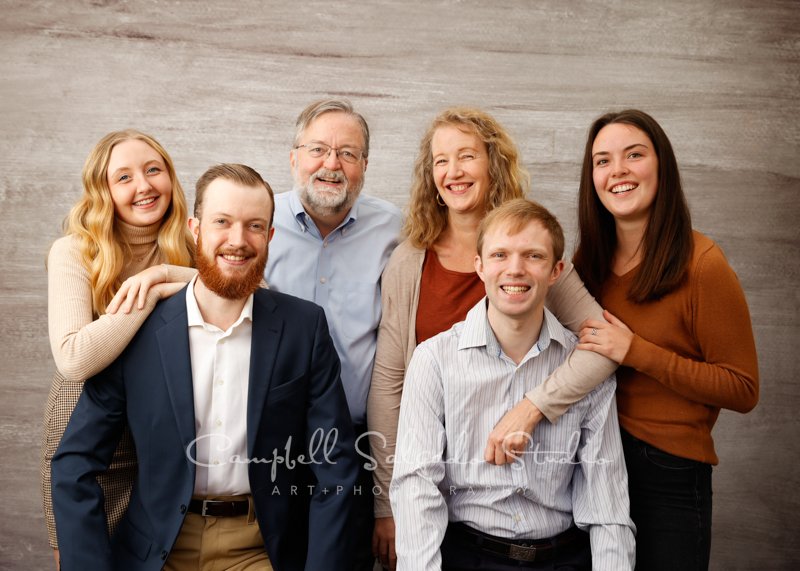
[180,504,187,514]
[161,550,168,560]
[213,459,220,465]
[323,242,328,248]
[215,419,223,427]
[215,379,224,387]
[515,487,524,495]
[320,277,327,284]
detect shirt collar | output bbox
[185,275,254,332]
[458,296,571,356]
[459,297,491,351]
[288,189,359,235]
[541,306,570,350]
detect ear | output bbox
[268,226,275,243]
[474,254,486,282]
[289,148,297,171]
[188,217,200,244]
[549,259,565,286]
[362,156,368,173]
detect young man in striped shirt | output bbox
[391,199,635,571]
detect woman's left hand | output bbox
[577,310,634,364]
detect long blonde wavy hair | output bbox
[65,129,194,315]
[404,107,530,249]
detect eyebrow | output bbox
[207,212,268,223]
[108,158,165,178]
[592,143,649,159]
[433,146,480,157]
[306,139,359,148]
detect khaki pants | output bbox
[164,496,272,571]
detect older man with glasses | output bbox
[264,99,402,570]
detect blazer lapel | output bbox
[155,291,197,468]
[247,290,284,454]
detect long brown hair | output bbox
[65,129,194,315]
[573,109,692,302]
[404,107,529,249]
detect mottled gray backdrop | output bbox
[1,0,798,569]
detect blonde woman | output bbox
[367,107,618,569]
[42,130,196,565]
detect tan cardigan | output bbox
[366,239,617,518]
[41,220,196,547]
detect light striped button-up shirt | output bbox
[391,298,635,570]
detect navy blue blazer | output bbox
[52,287,359,570]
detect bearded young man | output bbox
[52,164,359,571]
[264,99,402,570]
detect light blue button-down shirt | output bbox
[264,190,402,424]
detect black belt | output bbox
[446,522,588,563]
[188,498,250,517]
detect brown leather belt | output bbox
[446,522,588,563]
[188,498,250,517]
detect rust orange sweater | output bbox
[599,231,758,464]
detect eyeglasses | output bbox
[294,142,365,164]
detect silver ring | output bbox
[591,328,598,336]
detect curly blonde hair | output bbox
[404,107,530,249]
[65,129,194,315]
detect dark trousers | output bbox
[622,429,713,571]
[352,423,376,571]
[441,524,591,571]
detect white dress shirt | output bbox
[186,276,254,497]
[391,298,635,570]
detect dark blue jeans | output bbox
[621,429,712,571]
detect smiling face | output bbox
[189,177,274,300]
[475,219,564,322]
[591,123,659,225]
[431,124,491,217]
[106,139,173,227]
[290,111,367,219]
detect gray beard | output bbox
[293,170,363,219]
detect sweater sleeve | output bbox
[367,250,412,519]
[622,246,759,412]
[47,237,194,382]
[164,264,198,283]
[526,261,619,422]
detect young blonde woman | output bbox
[41,130,196,565]
[573,109,759,570]
[367,107,618,570]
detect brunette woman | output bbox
[573,109,759,570]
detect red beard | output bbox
[195,233,267,300]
